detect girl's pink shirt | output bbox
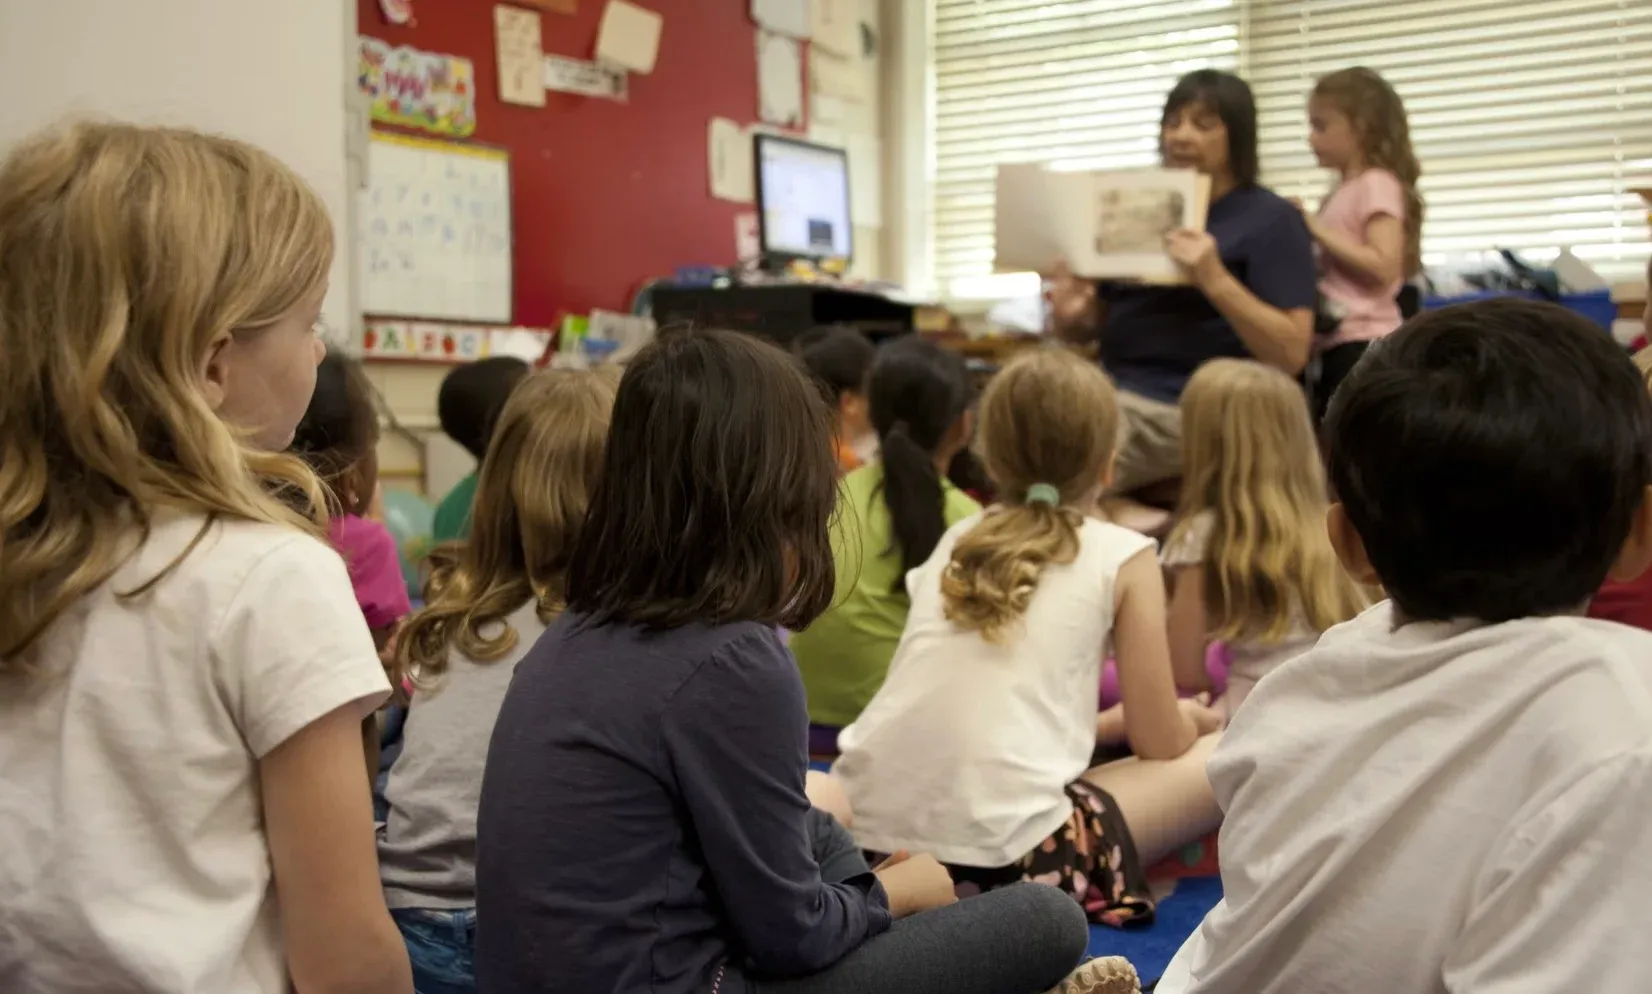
[328,513,412,631]
[1317,167,1407,350]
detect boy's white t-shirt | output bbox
[833,512,1154,867]
[1159,602,1652,994]
[0,512,392,994]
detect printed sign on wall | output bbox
[359,37,478,138]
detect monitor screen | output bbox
[756,135,852,262]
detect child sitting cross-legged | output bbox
[1160,298,1652,993]
[378,366,618,994]
[834,349,1223,927]
[474,329,1137,994]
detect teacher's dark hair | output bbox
[565,328,840,630]
[1163,69,1259,187]
[869,335,974,590]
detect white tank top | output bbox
[833,511,1154,867]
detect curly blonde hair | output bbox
[1171,360,1366,643]
[941,350,1118,643]
[0,121,333,672]
[394,367,618,690]
[1313,66,1425,278]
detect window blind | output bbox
[1249,0,1652,282]
[930,0,1243,299]
[928,0,1652,300]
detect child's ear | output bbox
[1607,485,1652,583]
[1326,503,1381,586]
[199,331,233,412]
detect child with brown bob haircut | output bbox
[474,329,1134,994]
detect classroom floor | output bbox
[1089,875,1220,985]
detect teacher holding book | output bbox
[1051,70,1316,500]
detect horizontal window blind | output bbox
[1249,0,1652,282]
[929,0,1652,300]
[931,0,1242,299]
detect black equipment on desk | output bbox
[649,283,918,348]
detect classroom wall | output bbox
[0,0,359,337]
[365,0,887,497]
[358,0,883,326]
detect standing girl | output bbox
[834,349,1222,928]
[1164,360,1368,717]
[0,123,409,993]
[475,329,1129,994]
[380,367,617,994]
[292,352,412,652]
[791,336,979,743]
[1302,66,1424,418]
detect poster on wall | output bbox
[359,37,478,138]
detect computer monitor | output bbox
[755,133,853,265]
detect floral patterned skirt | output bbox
[945,780,1155,929]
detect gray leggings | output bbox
[730,811,1090,994]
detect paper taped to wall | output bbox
[708,117,754,203]
[751,0,811,40]
[543,54,628,100]
[757,30,803,127]
[810,47,865,103]
[810,0,857,56]
[495,5,547,107]
[596,0,663,75]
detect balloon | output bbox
[380,489,435,601]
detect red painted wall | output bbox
[359,0,775,323]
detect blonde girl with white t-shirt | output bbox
[835,349,1223,929]
[1163,359,1367,719]
[0,123,410,994]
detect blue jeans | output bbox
[393,907,476,994]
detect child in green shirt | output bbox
[792,337,978,738]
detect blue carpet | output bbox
[1086,875,1221,984]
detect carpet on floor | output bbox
[1088,875,1221,984]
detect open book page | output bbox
[995,166,1211,284]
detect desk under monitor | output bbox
[649,282,947,348]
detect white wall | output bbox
[0,0,359,336]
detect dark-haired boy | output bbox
[1161,298,1652,994]
[432,356,529,543]
[794,326,876,474]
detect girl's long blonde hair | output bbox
[394,367,617,689]
[941,349,1118,642]
[1313,66,1425,278]
[1172,360,1366,643]
[0,121,334,672]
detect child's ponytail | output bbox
[942,490,1082,643]
[940,350,1119,642]
[867,338,974,587]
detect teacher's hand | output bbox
[1165,229,1223,288]
[1047,258,1098,339]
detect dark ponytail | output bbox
[868,337,973,589]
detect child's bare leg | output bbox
[805,769,854,828]
[1080,732,1221,867]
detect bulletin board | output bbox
[358,131,514,323]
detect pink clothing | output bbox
[328,514,412,631]
[1316,168,1406,349]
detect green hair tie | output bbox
[1025,483,1061,506]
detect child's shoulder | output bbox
[127,511,341,593]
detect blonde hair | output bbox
[395,367,618,689]
[0,121,335,672]
[1313,67,1425,278]
[1171,360,1366,643]
[941,350,1118,642]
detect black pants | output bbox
[1312,340,1371,423]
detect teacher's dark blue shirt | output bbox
[1098,184,1316,403]
[475,613,891,994]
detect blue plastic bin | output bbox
[1423,288,1617,331]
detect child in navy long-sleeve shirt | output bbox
[475,330,1127,994]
